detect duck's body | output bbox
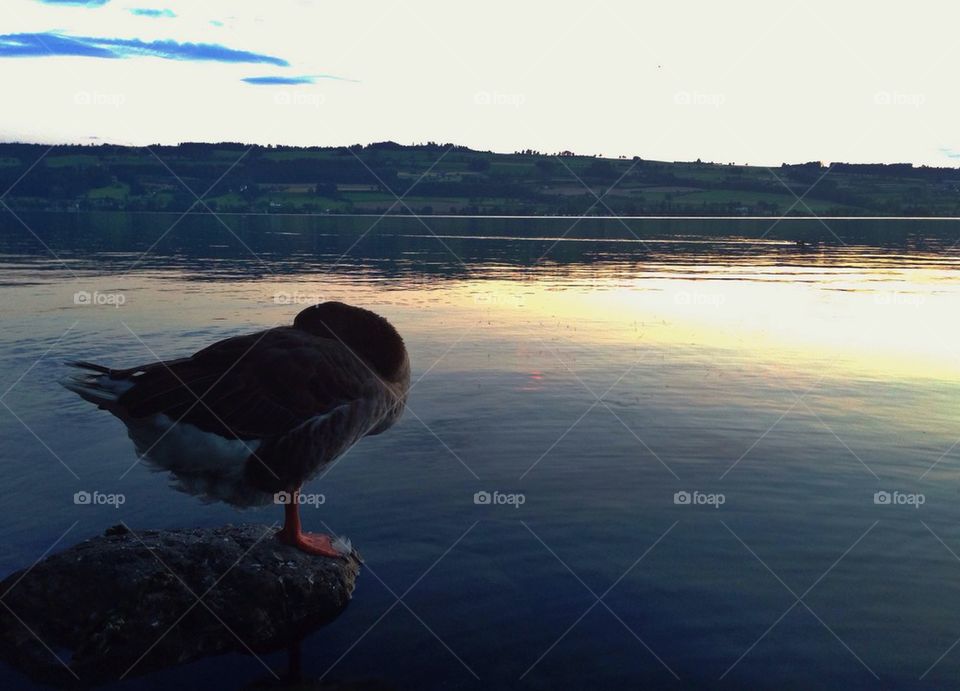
[63,302,409,557]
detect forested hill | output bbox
[1,141,958,217]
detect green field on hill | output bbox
[2,141,958,217]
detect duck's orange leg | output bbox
[276,489,344,558]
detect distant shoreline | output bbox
[2,141,959,218]
[9,210,960,221]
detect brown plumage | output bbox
[64,302,410,508]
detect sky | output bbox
[1,0,958,166]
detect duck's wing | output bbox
[112,326,381,440]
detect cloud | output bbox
[0,33,115,58]
[242,74,359,85]
[940,148,960,160]
[243,75,316,85]
[129,8,176,18]
[36,0,110,6]
[0,32,288,65]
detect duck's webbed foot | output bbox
[276,488,348,559]
[277,529,344,558]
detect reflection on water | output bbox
[1,212,960,689]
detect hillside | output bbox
[1,141,958,217]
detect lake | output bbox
[1,212,959,689]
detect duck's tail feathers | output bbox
[61,361,131,407]
[64,360,112,374]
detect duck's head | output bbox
[294,302,408,383]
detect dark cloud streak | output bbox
[129,8,176,18]
[242,76,315,85]
[0,32,288,65]
[36,0,110,6]
[243,74,360,85]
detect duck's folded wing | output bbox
[113,328,375,440]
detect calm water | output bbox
[1,212,960,689]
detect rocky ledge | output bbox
[0,524,361,687]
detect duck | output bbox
[62,301,410,558]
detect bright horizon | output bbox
[1,0,958,167]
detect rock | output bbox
[0,524,361,687]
